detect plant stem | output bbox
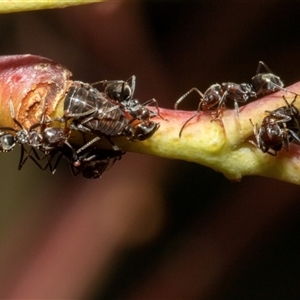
[112,83,300,185]
[1,54,300,185]
[0,0,103,14]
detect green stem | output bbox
[0,0,103,14]
[114,82,300,185]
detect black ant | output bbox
[175,61,298,137]
[0,101,71,170]
[0,100,125,178]
[250,95,300,156]
[46,136,125,179]
[67,146,124,179]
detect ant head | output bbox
[252,73,284,96]
[81,160,109,179]
[130,121,159,141]
[104,81,133,102]
[202,84,222,111]
[0,132,15,152]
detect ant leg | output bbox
[234,100,240,118]
[91,79,109,88]
[0,126,16,132]
[265,110,292,124]
[174,87,204,110]
[249,119,261,148]
[178,112,198,138]
[282,95,298,107]
[127,75,136,96]
[256,61,273,74]
[268,82,300,97]
[49,151,64,174]
[281,123,291,151]
[92,75,136,95]
[212,106,225,121]
[69,163,81,177]
[268,82,294,95]
[31,148,54,171]
[28,151,51,171]
[74,123,92,133]
[76,136,101,155]
[119,75,136,101]
[106,155,122,170]
[18,145,29,170]
[213,91,228,119]
[287,129,300,144]
[18,146,47,171]
[142,98,166,120]
[104,136,120,151]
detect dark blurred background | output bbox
[0,2,300,299]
